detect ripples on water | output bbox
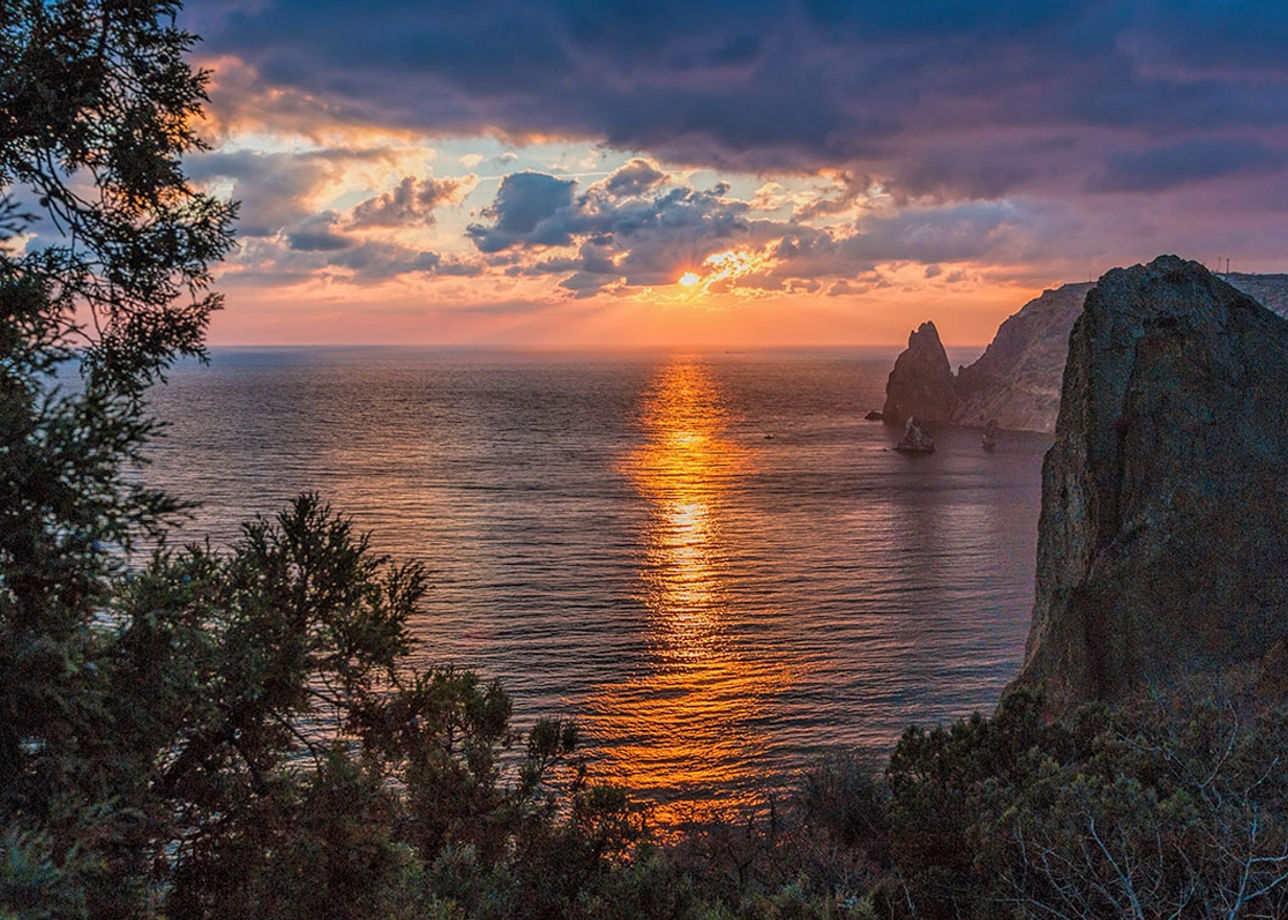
[143,347,1052,815]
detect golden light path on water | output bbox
[591,360,795,820]
[141,348,1049,822]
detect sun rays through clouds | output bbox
[161,0,1288,345]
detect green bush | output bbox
[873,686,1288,919]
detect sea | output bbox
[141,346,1053,816]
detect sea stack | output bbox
[881,321,957,426]
[1014,255,1288,711]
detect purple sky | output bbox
[173,0,1288,345]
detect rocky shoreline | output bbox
[878,269,1288,434]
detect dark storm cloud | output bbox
[183,0,1288,285]
[192,0,1288,195]
[467,172,577,252]
[1093,139,1288,193]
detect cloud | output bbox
[793,172,882,219]
[287,213,351,251]
[1092,139,1288,193]
[465,167,773,293]
[450,156,1071,296]
[222,232,449,286]
[189,147,485,283]
[325,241,441,279]
[467,172,578,252]
[887,146,1047,205]
[187,146,429,237]
[350,174,476,227]
[602,158,668,198]
[188,149,339,237]
[182,0,1288,305]
[195,0,1288,197]
[753,200,1031,283]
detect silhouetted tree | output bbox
[0,0,235,388]
[0,2,233,914]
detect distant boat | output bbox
[982,419,998,451]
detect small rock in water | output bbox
[895,415,935,453]
[864,410,884,421]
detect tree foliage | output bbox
[0,0,236,390]
[878,688,1288,920]
[0,8,234,907]
[0,5,654,917]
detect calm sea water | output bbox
[142,347,1051,814]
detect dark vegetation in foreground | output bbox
[5,2,1288,918]
[9,474,1288,920]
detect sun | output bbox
[677,271,701,288]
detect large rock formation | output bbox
[1224,272,1288,315]
[954,283,1094,431]
[881,321,957,426]
[944,273,1288,433]
[1014,255,1288,710]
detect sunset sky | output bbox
[177,0,1288,347]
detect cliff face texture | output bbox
[1225,272,1288,316]
[954,283,1094,431]
[881,321,957,425]
[1014,256,1288,711]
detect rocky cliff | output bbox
[1013,255,1288,711]
[954,283,1094,431]
[881,321,957,425]
[1223,272,1288,315]
[947,273,1288,432]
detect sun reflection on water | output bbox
[591,359,794,820]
